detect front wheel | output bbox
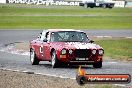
[93,61,102,68]
[84,4,88,8]
[30,49,39,65]
[109,4,114,9]
[51,51,60,68]
[90,6,94,8]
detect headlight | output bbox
[99,50,104,55]
[61,49,67,55]
[69,49,73,54]
[92,49,96,54]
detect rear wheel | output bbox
[84,4,88,8]
[51,51,60,68]
[30,49,39,65]
[90,6,94,8]
[93,61,102,68]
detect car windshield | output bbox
[50,31,89,42]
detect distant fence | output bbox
[0,0,132,7]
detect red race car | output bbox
[30,29,104,68]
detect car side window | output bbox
[40,31,47,41]
[39,31,50,42]
[45,32,50,42]
[37,32,42,41]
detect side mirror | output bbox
[89,40,94,43]
[43,38,48,42]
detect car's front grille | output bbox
[74,49,92,58]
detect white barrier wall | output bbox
[6,0,80,6]
[113,1,125,7]
[1,0,126,7]
[0,0,6,3]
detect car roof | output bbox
[43,29,84,32]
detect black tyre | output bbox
[90,6,94,8]
[30,49,39,65]
[93,61,102,68]
[51,51,60,68]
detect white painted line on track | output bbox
[126,37,132,39]
[104,62,118,64]
[91,36,132,39]
[0,68,129,87]
[114,84,126,87]
[35,72,76,79]
[0,68,76,80]
[108,62,118,64]
[22,71,28,73]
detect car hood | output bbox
[51,42,103,50]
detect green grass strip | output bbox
[95,39,132,60]
[0,16,132,29]
[0,5,132,16]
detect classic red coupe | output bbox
[30,29,104,68]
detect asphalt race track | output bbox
[0,30,132,44]
[0,30,132,87]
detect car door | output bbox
[31,36,42,59]
[39,31,51,61]
[41,42,51,61]
[43,32,51,61]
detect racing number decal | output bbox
[40,45,43,53]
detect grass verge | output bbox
[0,4,132,29]
[95,38,132,61]
[0,16,132,29]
